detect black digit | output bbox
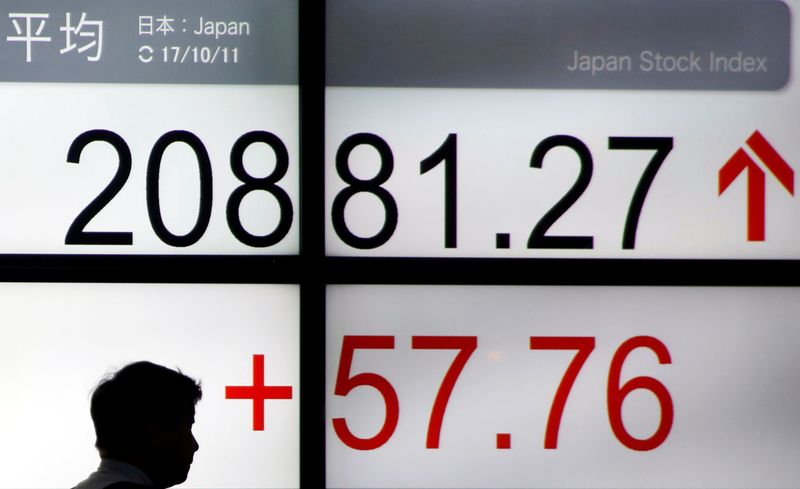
[528,135,594,249]
[146,130,212,247]
[420,134,457,248]
[332,133,398,249]
[608,137,672,249]
[226,131,293,247]
[65,129,133,245]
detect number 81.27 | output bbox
[332,133,672,250]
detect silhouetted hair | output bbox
[91,361,202,454]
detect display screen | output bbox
[0,283,299,489]
[0,0,298,254]
[4,2,799,489]
[326,0,797,259]
[327,284,800,488]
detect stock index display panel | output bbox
[0,1,303,488]
[0,0,298,254]
[326,0,795,259]
[3,1,800,489]
[324,1,800,488]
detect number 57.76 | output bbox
[332,335,672,451]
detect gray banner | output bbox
[0,0,297,84]
[327,0,790,90]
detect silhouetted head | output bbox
[90,361,202,488]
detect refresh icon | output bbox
[138,45,153,63]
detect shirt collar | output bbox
[97,458,154,486]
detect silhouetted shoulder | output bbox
[103,482,152,489]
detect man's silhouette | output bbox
[73,361,202,489]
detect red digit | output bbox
[530,336,595,449]
[412,335,477,448]
[332,335,399,450]
[607,336,673,451]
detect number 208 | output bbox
[65,129,293,248]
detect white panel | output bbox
[327,285,800,488]
[0,283,299,489]
[0,84,298,254]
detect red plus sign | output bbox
[225,354,293,431]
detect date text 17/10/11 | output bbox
[138,45,239,64]
[332,335,672,451]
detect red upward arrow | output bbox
[719,131,794,241]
